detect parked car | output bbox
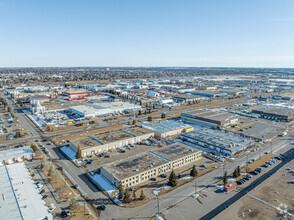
[42,195,48,199]
[104,155,111,158]
[243,176,250,181]
[39,189,45,194]
[250,171,259,175]
[160,174,167,178]
[236,180,242,185]
[255,168,262,172]
[150,178,157,181]
[97,205,106,211]
[245,174,252,178]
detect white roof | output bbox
[70,102,141,116]
[0,146,34,161]
[0,163,52,220]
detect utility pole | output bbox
[223,161,226,176]
[194,179,198,195]
[156,195,160,216]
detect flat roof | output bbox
[0,146,34,162]
[142,120,191,134]
[71,136,102,150]
[102,143,201,179]
[182,109,237,125]
[0,163,52,220]
[72,127,153,149]
[181,128,254,152]
[253,105,294,117]
[70,102,142,115]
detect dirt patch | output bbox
[215,159,294,220]
[68,205,94,220]
[241,153,275,172]
[42,163,75,199]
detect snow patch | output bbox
[153,185,172,195]
[28,114,46,128]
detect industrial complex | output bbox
[69,126,154,156]
[252,105,294,122]
[141,120,194,137]
[180,128,254,155]
[100,142,202,188]
[0,163,53,220]
[181,109,238,128]
[69,102,142,118]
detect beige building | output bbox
[100,143,202,188]
[69,127,154,157]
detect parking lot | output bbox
[215,154,294,220]
[0,108,28,141]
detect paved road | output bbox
[2,92,292,219]
[0,92,247,148]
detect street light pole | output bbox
[194,179,198,195]
[156,195,160,216]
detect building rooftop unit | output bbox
[0,163,53,220]
[0,146,34,162]
[102,143,201,179]
[142,120,191,134]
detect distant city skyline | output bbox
[0,0,294,68]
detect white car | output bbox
[48,203,56,213]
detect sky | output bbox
[0,0,294,68]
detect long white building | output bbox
[0,163,53,220]
[69,101,142,118]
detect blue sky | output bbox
[0,0,294,67]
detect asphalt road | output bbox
[1,92,292,220]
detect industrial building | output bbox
[100,143,202,188]
[69,102,142,118]
[189,90,227,98]
[172,94,206,103]
[0,163,53,220]
[141,120,194,138]
[181,110,238,128]
[252,106,294,122]
[0,146,34,166]
[69,127,154,157]
[180,128,254,155]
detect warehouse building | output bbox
[0,163,53,220]
[0,146,34,166]
[181,110,238,128]
[180,128,254,155]
[189,90,227,98]
[172,94,206,103]
[100,143,202,188]
[141,120,194,138]
[252,106,294,122]
[69,127,154,157]
[69,101,142,118]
